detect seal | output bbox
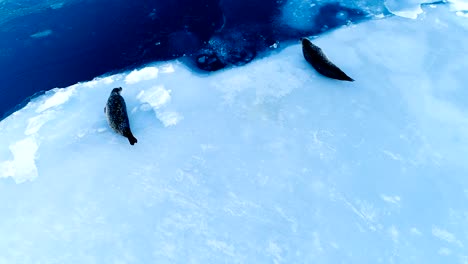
[301,38,354,81]
[104,87,138,145]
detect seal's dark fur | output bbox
[105,87,138,145]
[302,38,354,82]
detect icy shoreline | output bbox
[1,5,468,263]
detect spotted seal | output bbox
[302,38,354,82]
[104,87,138,145]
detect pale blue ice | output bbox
[1,3,468,264]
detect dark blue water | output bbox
[0,0,369,119]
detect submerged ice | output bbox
[1,5,468,263]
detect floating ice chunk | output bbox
[30,29,53,38]
[137,86,171,110]
[384,0,433,19]
[156,111,183,127]
[125,67,159,84]
[0,137,39,183]
[36,87,76,113]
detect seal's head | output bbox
[301,37,314,48]
[111,87,123,95]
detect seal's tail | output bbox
[124,131,138,145]
[128,134,138,145]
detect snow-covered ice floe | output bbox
[0,5,468,263]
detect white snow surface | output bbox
[1,5,468,263]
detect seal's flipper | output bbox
[125,132,138,145]
[123,129,138,145]
[127,135,138,145]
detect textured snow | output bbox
[0,137,39,183]
[36,87,76,113]
[0,5,468,263]
[125,67,160,85]
[450,0,468,11]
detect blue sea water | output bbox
[0,0,371,119]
